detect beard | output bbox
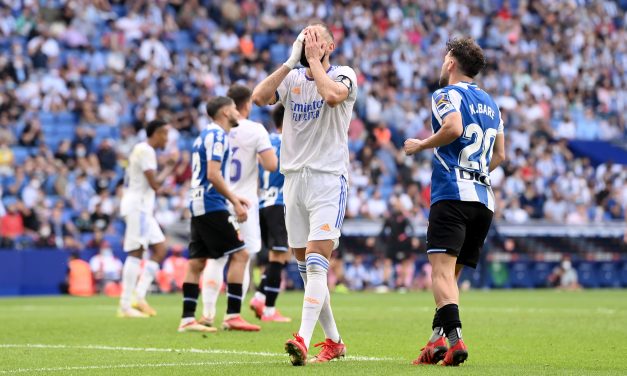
[229,117,239,127]
[438,71,449,88]
[300,44,326,67]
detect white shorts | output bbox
[230,202,261,254]
[123,212,165,252]
[283,171,348,249]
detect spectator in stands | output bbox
[520,183,545,219]
[89,241,123,294]
[566,202,590,225]
[18,118,42,147]
[21,178,43,209]
[344,254,370,291]
[97,94,123,125]
[0,141,14,176]
[0,202,24,248]
[95,139,117,178]
[86,229,106,250]
[66,173,95,213]
[54,140,75,168]
[40,203,81,250]
[73,210,94,233]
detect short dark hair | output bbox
[206,96,234,118]
[226,84,252,111]
[272,105,285,130]
[146,119,168,137]
[446,37,486,78]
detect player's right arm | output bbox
[206,160,249,222]
[252,65,291,106]
[144,162,175,192]
[252,30,305,106]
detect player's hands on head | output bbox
[403,138,424,155]
[284,29,307,69]
[304,28,326,63]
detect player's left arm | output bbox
[489,133,505,172]
[258,149,278,172]
[143,150,176,192]
[306,30,354,108]
[256,130,278,172]
[144,160,176,192]
[489,115,506,172]
[404,112,463,155]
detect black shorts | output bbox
[259,205,288,252]
[189,211,245,259]
[426,200,493,269]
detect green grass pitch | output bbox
[1,290,626,375]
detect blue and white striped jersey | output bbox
[259,133,284,208]
[430,82,504,212]
[189,123,231,216]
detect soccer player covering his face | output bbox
[252,23,357,365]
[404,37,506,366]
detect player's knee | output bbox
[431,267,455,281]
[305,253,329,277]
[230,249,249,264]
[187,259,205,275]
[306,240,333,258]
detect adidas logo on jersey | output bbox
[320,224,331,232]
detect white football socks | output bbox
[135,260,159,301]
[201,255,228,319]
[119,256,141,310]
[297,259,341,344]
[242,258,251,301]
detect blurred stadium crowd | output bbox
[0,0,626,264]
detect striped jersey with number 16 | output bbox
[189,123,231,216]
[430,81,504,212]
[259,132,284,208]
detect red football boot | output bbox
[285,333,308,366]
[249,296,265,319]
[221,315,261,331]
[412,336,448,365]
[309,338,346,364]
[441,339,468,366]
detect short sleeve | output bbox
[276,71,294,105]
[256,126,273,154]
[204,131,225,162]
[332,66,358,100]
[140,145,157,171]
[432,88,460,120]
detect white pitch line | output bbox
[0,360,270,374]
[0,343,398,362]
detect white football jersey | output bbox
[277,65,358,176]
[228,118,273,202]
[120,142,157,216]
